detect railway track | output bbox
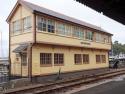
[4,69,125,94]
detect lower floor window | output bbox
[96,55,106,63]
[74,54,89,64]
[83,54,89,64]
[40,53,52,65]
[74,54,82,64]
[54,53,64,65]
[101,55,106,63]
[39,53,106,66]
[96,55,101,63]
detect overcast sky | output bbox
[0,0,125,57]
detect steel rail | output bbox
[4,69,125,94]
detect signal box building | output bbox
[7,0,112,77]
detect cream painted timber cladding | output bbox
[32,44,109,76]
[10,45,21,76]
[10,5,33,44]
[11,32,33,44]
[36,32,111,50]
[10,5,33,76]
[10,45,28,76]
[10,5,32,22]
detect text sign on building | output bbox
[80,42,91,45]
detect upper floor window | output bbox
[13,20,21,33]
[86,30,93,41]
[47,19,55,33]
[56,22,65,35]
[108,36,111,43]
[102,35,111,43]
[96,33,102,42]
[79,29,84,39]
[37,17,47,32]
[65,24,71,36]
[72,27,79,38]
[23,16,31,31]
[72,27,84,39]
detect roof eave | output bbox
[6,0,34,23]
[6,1,20,23]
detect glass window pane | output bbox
[23,16,31,31]
[13,20,21,33]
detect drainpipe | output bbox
[28,13,36,82]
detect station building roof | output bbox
[76,0,125,25]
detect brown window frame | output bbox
[21,53,27,66]
[96,55,101,63]
[23,16,32,31]
[13,20,21,34]
[40,53,52,66]
[37,17,47,32]
[83,54,89,64]
[101,55,106,63]
[74,54,82,64]
[54,53,64,66]
[96,55,106,63]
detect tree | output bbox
[112,41,125,56]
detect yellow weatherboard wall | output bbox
[36,32,111,50]
[32,44,109,76]
[10,4,33,76]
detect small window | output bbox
[86,30,93,41]
[108,36,111,43]
[40,53,52,65]
[83,54,89,64]
[16,53,20,62]
[21,53,27,66]
[54,53,64,65]
[47,19,55,33]
[56,22,65,35]
[23,16,31,31]
[96,33,102,42]
[96,55,101,63]
[13,20,21,33]
[74,54,82,64]
[65,25,71,36]
[72,27,84,39]
[37,17,47,32]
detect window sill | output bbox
[40,64,52,67]
[22,64,27,66]
[54,64,64,66]
[75,63,82,65]
[11,31,31,37]
[96,62,101,64]
[83,63,89,64]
